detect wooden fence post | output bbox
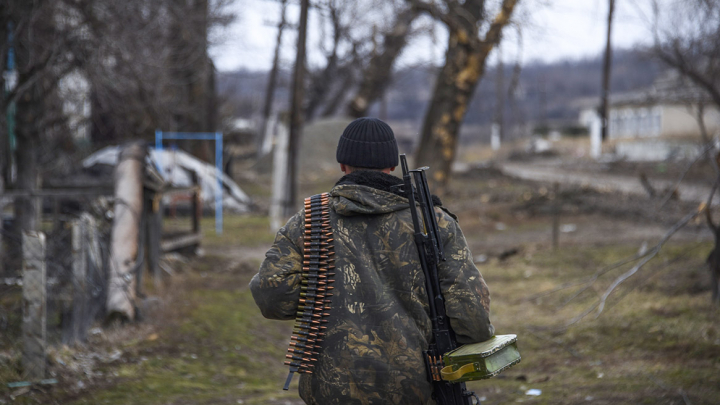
[146,191,162,289]
[71,218,87,344]
[552,182,560,250]
[191,171,200,235]
[22,231,46,380]
[84,214,103,323]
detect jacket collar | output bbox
[334,170,443,206]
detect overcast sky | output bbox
[209,0,656,72]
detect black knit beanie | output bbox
[336,118,399,169]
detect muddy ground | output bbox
[2,163,720,405]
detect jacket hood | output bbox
[330,171,410,216]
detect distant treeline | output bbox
[217,48,662,129]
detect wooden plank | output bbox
[161,186,201,195]
[160,232,201,253]
[2,188,114,197]
[22,231,46,380]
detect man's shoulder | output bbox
[436,205,459,222]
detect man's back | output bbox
[250,171,494,404]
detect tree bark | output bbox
[107,142,145,321]
[287,0,309,216]
[414,0,518,188]
[346,8,418,118]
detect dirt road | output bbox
[499,161,715,205]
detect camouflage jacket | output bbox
[250,171,494,405]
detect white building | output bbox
[578,71,720,161]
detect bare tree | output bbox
[305,0,346,121]
[0,0,232,236]
[287,0,310,216]
[2,1,78,232]
[258,0,288,155]
[650,0,720,108]
[411,0,519,189]
[534,0,720,320]
[320,59,359,117]
[649,0,720,304]
[346,6,418,118]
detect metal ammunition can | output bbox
[440,334,521,383]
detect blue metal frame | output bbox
[155,130,224,234]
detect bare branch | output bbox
[544,208,703,328]
[657,143,713,208]
[407,0,466,33]
[595,209,700,317]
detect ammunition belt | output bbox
[283,193,335,390]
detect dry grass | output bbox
[3,166,720,405]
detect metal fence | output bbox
[0,203,112,381]
[1,155,204,382]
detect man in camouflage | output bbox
[250,118,494,404]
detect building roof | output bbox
[609,70,713,108]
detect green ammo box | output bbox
[440,334,521,383]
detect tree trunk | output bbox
[14,137,39,234]
[414,0,518,189]
[305,2,342,121]
[169,0,213,160]
[346,9,417,118]
[258,0,287,156]
[415,38,479,187]
[286,0,309,216]
[107,142,145,321]
[14,5,47,233]
[709,231,720,305]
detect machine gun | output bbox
[400,154,480,405]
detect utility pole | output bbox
[600,0,616,141]
[286,0,309,217]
